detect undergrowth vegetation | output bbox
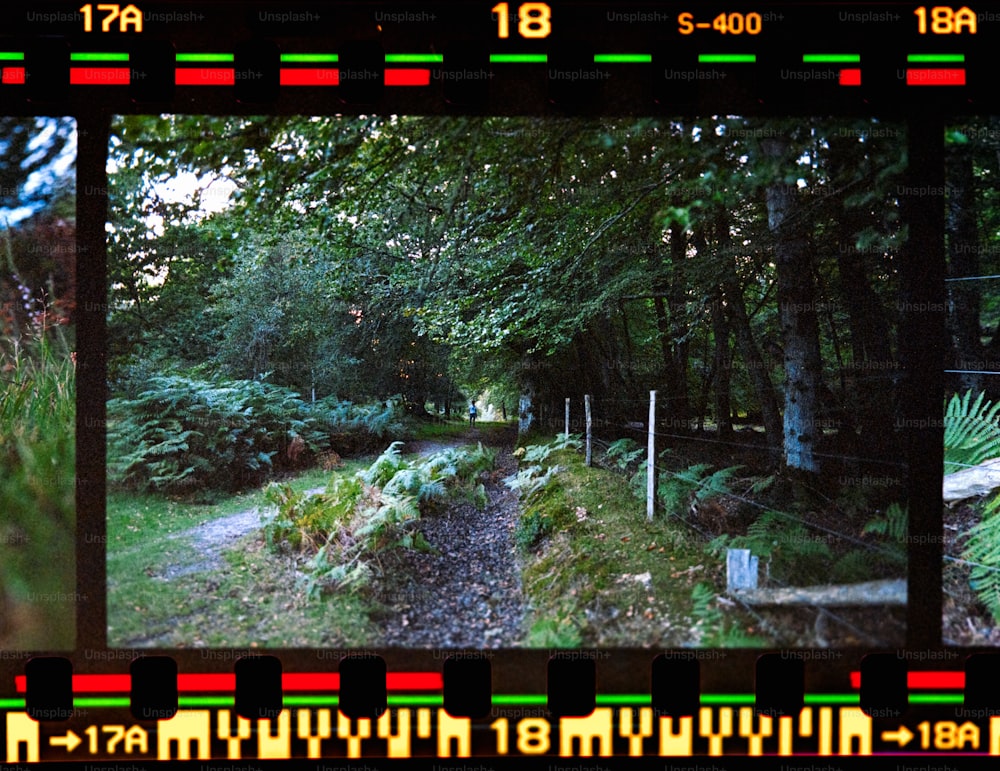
[262,441,496,599]
[107,373,404,492]
[945,389,1000,625]
[506,434,716,647]
[0,326,75,648]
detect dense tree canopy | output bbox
[108,115,907,474]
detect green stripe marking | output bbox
[594,54,651,64]
[699,54,756,64]
[175,53,234,63]
[490,53,547,64]
[803,54,860,64]
[907,53,965,63]
[71,52,129,62]
[385,53,442,64]
[281,53,338,63]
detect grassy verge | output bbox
[406,418,513,441]
[107,462,381,648]
[513,444,767,648]
[0,329,75,649]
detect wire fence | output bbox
[562,409,911,646]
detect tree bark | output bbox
[762,136,823,474]
[714,208,783,452]
[668,223,691,423]
[826,135,897,446]
[945,144,984,395]
[712,291,733,437]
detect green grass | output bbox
[0,328,75,649]
[107,461,381,647]
[406,418,513,441]
[514,445,767,647]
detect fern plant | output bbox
[265,442,495,597]
[504,464,563,498]
[107,373,327,492]
[707,510,833,585]
[361,441,408,487]
[862,502,907,542]
[629,461,743,516]
[605,438,644,471]
[690,582,763,646]
[521,434,582,463]
[944,390,1000,474]
[961,492,1000,624]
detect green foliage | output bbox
[508,436,586,554]
[106,115,907,480]
[862,502,908,543]
[631,461,743,517]
[504,464,563,499]
[0,327,75,648]
[107,374,327,492]
[944,390,1000,475]
[708,511,833,585]
[263,476,363,552]
[526,613,583,647]
[311,396,404,441]
[362,442,408,487]
[604,438,644,471]
[108,373,406,493]
[515,510,555,551]
[962,493,1000,624]
[831,549,877,583]
[690,582,763,647]
[521,433,582,463]
[264,443,496,597]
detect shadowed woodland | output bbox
[0,117,76,649]
[105,115,911,647]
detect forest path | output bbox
[372,425,526,647]
[135,425,526,648]
[158,435,492,581]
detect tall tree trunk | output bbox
[668,223,691,423]
[618,300,635,385]
[712,291,733,437]
[691,223,732,437]
[945,144,984,396]
[826,135,896,446]
[762,136,823,474]
[714,209,783,452]
[652,294,674,400]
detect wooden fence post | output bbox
[585,394,592,466]
[647,390,656,522]
[565,397,570,439]
[726,548,759,592]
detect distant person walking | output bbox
[469,402,478,428]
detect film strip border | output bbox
[0,0,995,114]
[6,655,1000,759]
[0,42,986,111]
[0,2,970,765]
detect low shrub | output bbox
[264,441,496,597]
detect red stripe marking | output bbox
[2,67,25,85]
[849,671,964,689]
[175,67,235,86]
[179,673,234,691]
[385,68,430,86]
[839,68,861,86]
[279,68,339,86]
[906,68,965,86]
[16,671,443,693]
[70,67,130,85]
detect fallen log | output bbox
[730,578,906,607]
[943,458,1000,505]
